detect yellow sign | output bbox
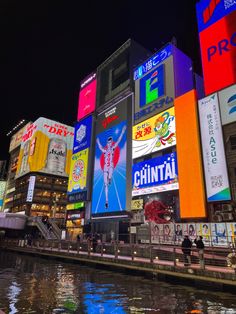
[132,107,176,159]
[131,199,143,210]
[67,149,89,194]
[66,219,82,228]
[16,118,74,178]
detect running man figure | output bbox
[96,125,127,209]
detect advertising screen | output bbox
[132,152,178,196]
[219,84,236,125]
[67,149,89,195]
[199,10,236,95]
[134,44,172,80]
[198,93,231,201]
[134,57,175,124]
[132,107,176,159]
[77,73,96,121]
[73,115,92,154]
[0,181,6,209]
[91,120,127,215]
[9,122,31,153]
[139,64,165,108]
[175,90,206,219]
[196,0,236,32]
[16,118,74,178]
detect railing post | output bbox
[58,241,61,251]
[173,247,176,266]
[115,242,118,259]
[131,244,134,261]
[77,242,80,254]
[150,245,153,263]
[101,243,104,256]
[67,241,70,252]
[88,241,91,256]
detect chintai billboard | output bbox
[132,152,178,196]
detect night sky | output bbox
[0,0,200,160]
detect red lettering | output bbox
[102,115,119,128]
[48,126,57,134]
[56,129,63,136]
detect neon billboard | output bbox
[132,152,178,196]
[132,107,176,159]
[199,10,236,95]
[16,118,74,178]
[91,120,127,214]
[77,73,96,121]
[196,0,236,32]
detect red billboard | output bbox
[77,73,96,121]
[199,10,236,95]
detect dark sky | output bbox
[0,0,200,160]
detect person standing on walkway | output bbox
[194,236,205,269]
[181,235,192,266]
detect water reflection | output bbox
[0,252,236,313]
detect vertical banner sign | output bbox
[198,93,231,201]
[26,176,36,202]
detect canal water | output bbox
[0,252,236,313]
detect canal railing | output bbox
[1,238,236,274]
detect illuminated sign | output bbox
[133,44,172,80]
[132,153,178,196]
[134,56,175,124]
[80,72,96,89]
[131,199,143,210]
[175,90,206,219]
[96,96,129,134]
[139,64,165,108]
[0,181,6,209]
[16,117,74,178]
[9,123,31,153]
[73,115,92,154]
[133,107,176,159]
[26,176,36,202]
[199,10,236,95]
[66,202,84,210]
[134,96,173,121]
[68,149,89,195]
[91,120,127,214]
[77,74,96,121]
[219,84,236,125]
[196,0,236,32]
[198,93,231,201]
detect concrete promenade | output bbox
[1,239,236,293]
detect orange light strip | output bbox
[174,89,206,219]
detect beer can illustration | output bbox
[46,138,67,175]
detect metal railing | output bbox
[1,238,236,274]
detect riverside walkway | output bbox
[1,238,236,293]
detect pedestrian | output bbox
[181,235,192,266]
[194,236,205,269]
[76,234,80,243]
[92,233,98,252]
